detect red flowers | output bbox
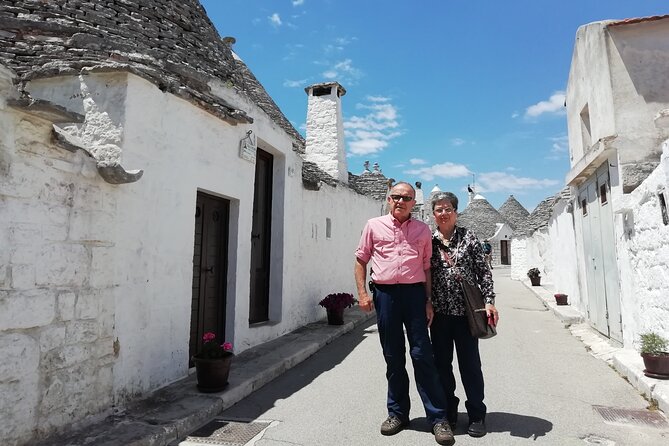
[318,293,356,312]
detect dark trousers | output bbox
[430,314,486,423]
[373,283,447,425]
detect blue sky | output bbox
[200,0,668,211]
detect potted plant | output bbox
[527,268,541,286]
[319,292,357,325]
[192,332,234,392]
[554,293,568,305]
[639,332,669,379]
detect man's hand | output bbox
[358,290,374,312]
[426,300,434,328]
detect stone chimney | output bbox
[304,82,348,183]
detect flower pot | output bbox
[554,294,568,305]
[530,277,541,286]
[641,353,669,379]
[193,355,233,392]
[326,308,345,325]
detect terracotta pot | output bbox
[193,355,233,392]
[530,276,541,286]
[326,308,345,325]
[554,294,568,305]
[641,353,669,379]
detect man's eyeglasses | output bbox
[434,207,455,214]
[390,195,414,202]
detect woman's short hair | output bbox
[431,192,459,211]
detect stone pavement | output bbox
[519,274,669,416]
[38,268,669,445]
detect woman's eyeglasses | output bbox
[390,195,414,202]
[434,207,455,214]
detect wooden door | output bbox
[249,149,273,324]
[190,193,229,365]
[597,168,622,342]
[500,240,509,265]
[579,164,621,341]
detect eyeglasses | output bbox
[390,195,414,202]
[434,207,455,214]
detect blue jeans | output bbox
[430,314,486,423]
[373,283,447,425]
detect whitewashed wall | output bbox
[547,201,582,309]
[0,70,382,445]
[614,140,669,347]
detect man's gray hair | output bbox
[431,192,459,211]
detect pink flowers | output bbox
[196,332,233,359]
[203,332,216,342]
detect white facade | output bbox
[0,68,380,445]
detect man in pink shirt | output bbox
[355,182,454,446]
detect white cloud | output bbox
[525,91,566,118]
[321,58,363,85]
[283,79,308,88]
[451,138,466,146]
[292,0,304,5]
[477,171,560,193]
[405,163,471,181]
[269,13,282,26]
[511,112,520,118]
[546,134,569,160]
[550,135,569,153]
[345,98,402,156]
[409,158,427,165]
[367,95,390,102]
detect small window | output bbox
[599,183,608,205]
[312,86,331,96]
[326,218,332,238]
[659,193,669,226]
[580,104,592,151]
[581,198,588,216]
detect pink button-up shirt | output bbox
[355,214,432,284]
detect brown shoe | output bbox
[380,415,409,436]
[433,421,455,445]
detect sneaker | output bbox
[433,421,455,445]
[380,416,409,436]
[468,420,487,437]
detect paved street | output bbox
[209,268,669,445]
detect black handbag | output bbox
[461,279,497,339]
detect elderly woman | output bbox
[429,191,499,438]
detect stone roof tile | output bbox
[498,195,530,230]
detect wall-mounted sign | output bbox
[239,130,256,163]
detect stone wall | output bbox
[0,101,116,444]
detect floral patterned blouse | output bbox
[430,226,495,316]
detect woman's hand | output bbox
[486,303,499,326]
[426,300,434,328]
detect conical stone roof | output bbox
[457,196,512,240]
[514,194,559,236]
[0,0,303,148]
[498,195,530,230]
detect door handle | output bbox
[251,234,260,239]
[203,266,214,274]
